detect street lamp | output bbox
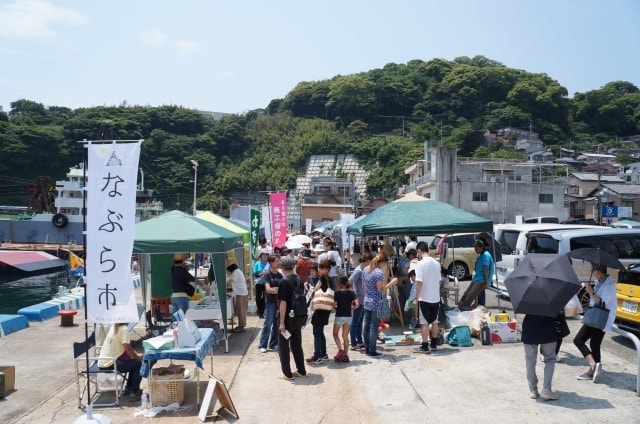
[191,160,198,215]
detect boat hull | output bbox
[0,218,83,244]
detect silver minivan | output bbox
[493,223,602,295]
[525,228,640,307]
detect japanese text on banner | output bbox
[86,142,141,324]
[269,191,287,248]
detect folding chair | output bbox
[73,332,126,408]
[154,304,175,326]
[146,310,169,337]
[444,276,460,305]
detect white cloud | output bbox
[139,28,167,45]
[0,0,86,39]
[171,39,200,56]
[139,28,201,56]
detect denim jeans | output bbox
[312,323,327,358]
[258,302,279,349]
[350,304,364,347]
[171,296,189,314]
[362,308,379,353]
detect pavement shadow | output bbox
[541,391,615,410]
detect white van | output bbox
[523,216,560,224]
[525,228,640,283]
[493,223,602,294]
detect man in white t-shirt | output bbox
[413,241,441,353]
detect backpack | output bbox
[288,275,308,318]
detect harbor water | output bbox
[0,270,68,314]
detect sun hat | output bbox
[226,257,237,267]
[314,244,325,253]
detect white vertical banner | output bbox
[305,218,312,236]
[86,142,141,324]
[261,205,272,244]
[340,213,355,253]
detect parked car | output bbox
[524,216,560,224]
[493,223,600,295]
[429,233,477,280]
[428,233,498,280]
[615,265,640,332]
[561,218,598,225]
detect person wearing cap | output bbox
[226,257,248,333]
[277,255,308,380]
[295,248,313,284]
[459,239,495,310]
[171,253,196,313]
[253,249,270,318]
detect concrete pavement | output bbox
[1,290,639,423]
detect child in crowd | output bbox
[333,276,358,362]
[439,267,451,307]
[305,262,319,304]
[307,261,333,364]
[405,266,418,328]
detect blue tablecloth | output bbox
[140,328,218,377]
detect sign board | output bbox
[602,206,617,218]
[198,375,238,421]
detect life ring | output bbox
[52,213,68,228]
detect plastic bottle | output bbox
[141,392,148,409]
[481,322,492,345]
[289,309,295,318]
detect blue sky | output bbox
[1,0,638,115]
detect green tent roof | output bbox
[347,193,493,236]
[133,210,243,253]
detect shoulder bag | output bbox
[582,301,609,330]
[312,287,335,311]
[377,289,391,321]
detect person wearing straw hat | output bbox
[171,253,195,314]
[226,257,248,332]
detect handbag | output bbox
[447,325,473,347]
[377,291,391,321]
[583,301,609,330]
[312,288,335,311]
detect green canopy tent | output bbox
[347,193,493,236]
[133,210,244,342]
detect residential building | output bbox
[403,146,568,224]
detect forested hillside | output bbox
[1,56,639,212]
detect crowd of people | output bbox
[249,234,465,380]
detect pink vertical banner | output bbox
[269,191,288,249]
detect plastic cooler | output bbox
[151,297,171,318]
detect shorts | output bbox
[418,301,439,325]
[334,316,352,326]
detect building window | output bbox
[319,186,330,195]
[539,193,553,204]
[338,187,350,196]
[473,192,488,202]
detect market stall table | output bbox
[140,328,218,407]
[186,295,234,353]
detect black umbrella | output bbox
[505,253,581,318]
[567,248,625,270]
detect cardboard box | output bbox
[0,365,16,398]
[489,319,518,343]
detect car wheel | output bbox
[448,261,468,280]
[578,286,591,311]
